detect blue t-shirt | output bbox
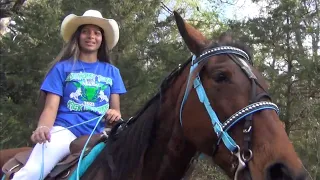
[40,59,127,137]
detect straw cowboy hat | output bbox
[60,10,119,50]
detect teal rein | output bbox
[76,114,104,180]
[39,114,106,180]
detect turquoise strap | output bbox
[193,77,237,152]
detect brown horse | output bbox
[1,11,306,180]
[78,12,307,180]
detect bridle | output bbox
[179,46,280,180]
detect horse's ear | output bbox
[173,11,207,55]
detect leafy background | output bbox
[0,0,319,179]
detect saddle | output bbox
[1,134,107,180]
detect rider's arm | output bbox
[37,93,60,129]
[106,67,126,123]
[109,93,121,113]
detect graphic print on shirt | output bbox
[65,72,112,115]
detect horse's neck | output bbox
[141,84,197,180]
[141,119,196,180]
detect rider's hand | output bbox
[104,109,121,124]
[31,126,51,144]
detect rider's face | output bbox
[79,25,103,53]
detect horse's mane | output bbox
[91,58,192,180]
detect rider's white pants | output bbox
[12,126,77,180]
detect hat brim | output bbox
[61,14,119,50]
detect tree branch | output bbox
[219,0,238,5]
[0,0,14,6]
[0,0,26,19]
[0,8,12,18]
[12,0,25,13]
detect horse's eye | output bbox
[213,72,229,83]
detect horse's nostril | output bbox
[266,162,308,180]
[266,163,292,180]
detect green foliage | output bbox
[0,0,318,179]
[0,0,63,149]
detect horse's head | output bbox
[174,12,306,180]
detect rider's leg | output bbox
[12,126,77,180]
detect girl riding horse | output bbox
[11,9,126,180]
